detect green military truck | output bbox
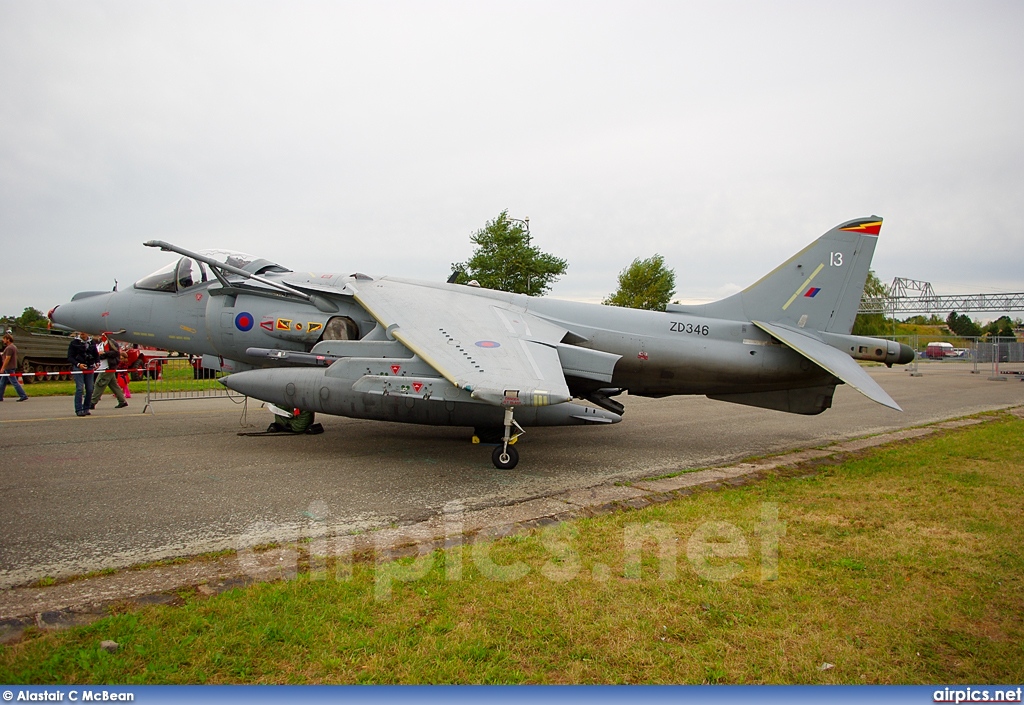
[4,325,165,382]
[3,325,75,383]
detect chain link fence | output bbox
[892,335,1023,380]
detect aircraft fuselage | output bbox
[54,269,868,416]
[50,218,913,465]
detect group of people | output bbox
[4,331,321,431]
[0,331,142,413]
[67,331,131,416]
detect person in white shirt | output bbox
[90,334,128,409]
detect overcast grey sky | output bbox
[2,0,1022,318]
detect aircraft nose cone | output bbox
[50,292,116,334]
[220,369,277,400]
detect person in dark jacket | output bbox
[67,331,98,416]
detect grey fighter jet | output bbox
[50,217,913,468]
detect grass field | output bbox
[1,414,1022,684]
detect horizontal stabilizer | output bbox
[752,321,902,411]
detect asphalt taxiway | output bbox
[1,364,1021,589]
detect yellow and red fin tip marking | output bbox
[840,219,882,235]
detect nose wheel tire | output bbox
[492,445,519,470]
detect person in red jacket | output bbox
[115,346,132,399]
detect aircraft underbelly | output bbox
[223,368,621,427]
[598,331,824,396]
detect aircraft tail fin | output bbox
[668,217,882,335]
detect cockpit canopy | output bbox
[134,250,288,293]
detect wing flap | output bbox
[753,320,902,411]
[554,343,621,383]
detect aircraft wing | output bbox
[752,321,903,411]
[349,278,572,407]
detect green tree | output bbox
[603,254,676,311]
[15,307,47,328]
[852,270,891,336]
[451,211,567,295]
[945,311,983,337]
[984,316,1016,339]
[902,314,945,326]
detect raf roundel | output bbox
[234,312,255,332]
[475,340,501,348]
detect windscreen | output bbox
[134,249,280,292]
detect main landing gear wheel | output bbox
[489,406,524,469]
[492,444,519,470]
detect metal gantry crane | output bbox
[859,277,1024,317]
